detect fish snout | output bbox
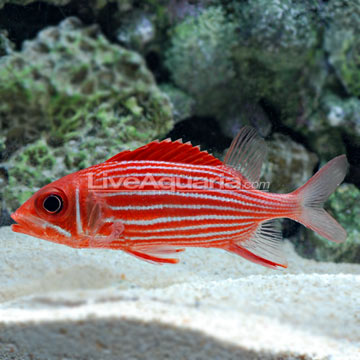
[10,209,35,235]
[11,210,25,233]
[11,209,20,223]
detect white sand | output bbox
[0,226,359,359]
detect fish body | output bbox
[11,127,348,269]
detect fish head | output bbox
[11,175,79,246]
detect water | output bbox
[0,1,359,359]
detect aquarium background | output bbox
[0,1,360,359]
[0,0,359,263]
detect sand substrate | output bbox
[0,226,359,359]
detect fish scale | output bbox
[87,162,295,245]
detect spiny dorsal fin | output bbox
[224,126,267,183]
[105,139,223,166]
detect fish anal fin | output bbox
[105,140,222,166]
[227,243,287,269]
[227,220,287,270]
[125,248,180,265]
[224,126,267,184]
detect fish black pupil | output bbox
[43,195,62,214]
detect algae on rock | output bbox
[0,17,173,212]
[165,6,236,118]
[165,0,358,167]
[165,1,324,140]
[323,0,360,97]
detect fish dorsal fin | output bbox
[105,139,223,166]
[224,126,267,183]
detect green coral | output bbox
[295,184,360,263]
[1,17,173,211]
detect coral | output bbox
[165,6,236,117]
[230,0,325,126]
[165,1,325,140]
[0,17,173,212]
[323,0,360,97]
[295,184,360,263]
[261,133,318,193]
[231,0,318,72]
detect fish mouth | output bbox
[11,212,37,237]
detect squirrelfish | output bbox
[11,127,348,269]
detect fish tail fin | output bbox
[290,155,348,243]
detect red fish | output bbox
[11,127,348,269]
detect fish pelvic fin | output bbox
[226,220,287,270]
[124,246,184,264]
[291,155,348,243]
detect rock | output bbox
[160,84,195,123]
[230,0,318,72]
[0,0,113,9]
[165,6,236,119]
[261,133,318,193]
[116,11,156,51]
[324,0,360,97]
[0,226,359,359]
[0,0,69,7]
[0,17,173,213]
[294,184,360,263]
[164,1,326,142]
[219,102,272,139]
[0,30,14,56]
[164,1,360,164]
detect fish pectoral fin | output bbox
[124,246,183,265]
[89,221,125,248]
[227,220,288,270]
[136,245,185,254]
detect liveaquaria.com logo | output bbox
[87,173,270,191]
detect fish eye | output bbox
[43,194,63,214]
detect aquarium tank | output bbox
[0,1,359,359]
